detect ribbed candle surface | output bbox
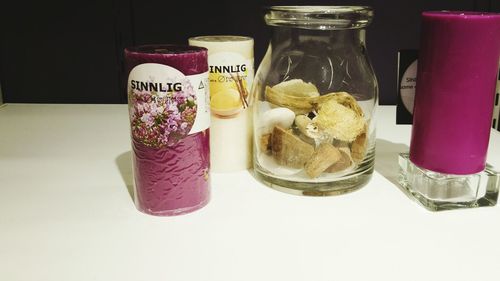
[125,45,210,216]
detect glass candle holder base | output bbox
[398,153,500,211]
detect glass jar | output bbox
[252,6,378,196]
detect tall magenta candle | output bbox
[399,11,500,211]
[410,11,500,174]
[124,45,210,216]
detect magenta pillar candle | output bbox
[125,45,210,216]
[410,11,500,175]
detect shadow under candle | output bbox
[374,138,409,187]
[115,151,134,201]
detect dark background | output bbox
[1,0,498,104]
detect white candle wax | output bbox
[189,36,254,172]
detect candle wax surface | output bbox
[410,11,500,174]
[125,45,210,216]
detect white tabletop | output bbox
[1,104,500,281]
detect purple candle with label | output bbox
[125,45,210,216]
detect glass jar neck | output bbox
[271,27,366,48]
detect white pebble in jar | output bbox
[259,107,296,135]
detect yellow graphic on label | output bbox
[208,52,252,119]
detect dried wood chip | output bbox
[305,143,342,178]
[259,134,272,154]
[326,147,352,173]
[271,126,314,168]
[351,132,367,163]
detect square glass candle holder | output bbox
[398,153,500,211]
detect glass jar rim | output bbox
[265,6,374,30]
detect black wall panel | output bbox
[0,0,495,104]
[0,0,124,103]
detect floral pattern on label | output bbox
[128,63,208,148]
[129,81,196,148]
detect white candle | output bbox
[189,36,254,172]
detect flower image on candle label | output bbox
[127,63,209,148]
[208,52,253,118]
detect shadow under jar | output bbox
[252,6,378,196]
